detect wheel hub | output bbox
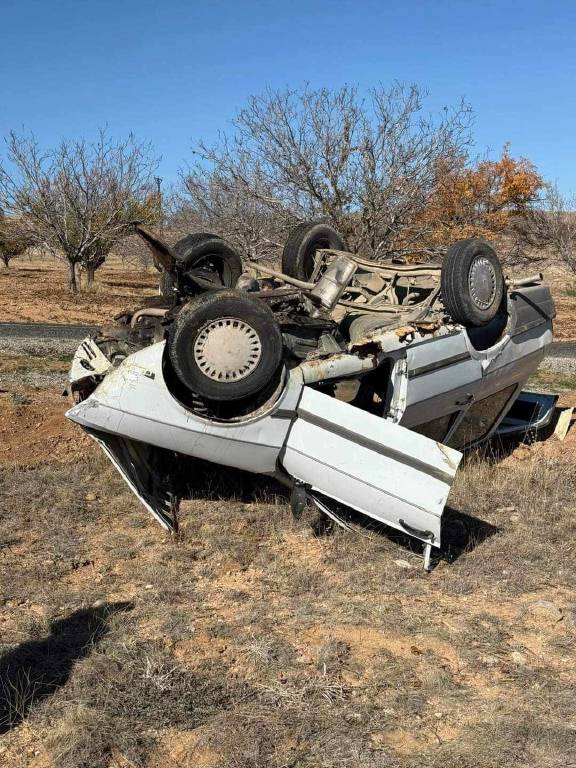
[468,257,497,309]
[194,317,262,382]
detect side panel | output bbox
[282,388,462,547]
[66,342,300,475]
[401,332,483,428]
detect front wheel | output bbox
[166,290,283,402]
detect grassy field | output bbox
[0,341,575,766]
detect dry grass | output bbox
[528,366,576,392]
[1,415,575,766]
[1,327,575,766]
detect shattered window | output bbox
[411,413,454,443]
[448,385,517,449]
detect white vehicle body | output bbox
[67,339,461,567]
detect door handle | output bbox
[399,519,435,542]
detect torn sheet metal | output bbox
[66,342,301,476]
[69,337,112,383]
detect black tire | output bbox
[282,221,345,281]
[441,239,505,326]
[173,233,243,289]
[167,290,283,401]
[159,270,176,297]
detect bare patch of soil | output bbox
[0,390,91,467]
[0,258,157,324]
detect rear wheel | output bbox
[167,290,283,402]
[441,239,505,326]
[282,221,345,281]
[173,233,243,291]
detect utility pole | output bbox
[154,176,163,234]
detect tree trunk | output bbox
[68,261,78,293]
[86,264,96,284]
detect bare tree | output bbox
[509,183,576,271]
[175,172,287,261]
[183,84,473,259]
[0,211,31,267]
[0,130,160,291]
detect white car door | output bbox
[281,388,462,548]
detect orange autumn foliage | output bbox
[410,146,544,252]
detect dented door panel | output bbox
[282,388,462,547]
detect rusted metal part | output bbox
[324,249,442,275]
[393,326,418,343]
[132,222,176,273]
[299,351,380,384]
[505,273,543,288]
[130,307,169,328]
[256,287,303,299]
[246,261,314,290]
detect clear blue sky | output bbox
[1,0,575,193]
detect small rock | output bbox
[92,599,104,608]
[434,711,443,719]
[511,651,527,665]
[497,506,516,514]
[394,559,412,569]
[144,584,153,590]
[85,492,97,502]
[528,600,563,623]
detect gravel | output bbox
[539,356,576,374]
[0,336,79,358]
[0,370,68,392]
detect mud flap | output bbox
[281,388,462,547]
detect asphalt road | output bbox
[1,321,575,358]
[0,321,99,340]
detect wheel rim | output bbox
[468,257,497,309]
[194,317,262,382]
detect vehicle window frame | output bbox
[445,383,520,449]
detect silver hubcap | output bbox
[469,257,496,309]
[194,317,262,382]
